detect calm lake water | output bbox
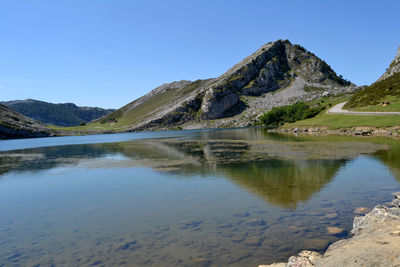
[1,128,400,266]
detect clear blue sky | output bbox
[1,0,399,109]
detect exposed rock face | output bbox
[0,104,57,139]
[260,192,400,267]
[97,40,359,132]
[200,40,355,120]
[378,46,400,81]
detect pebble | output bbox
[391,230,400,236]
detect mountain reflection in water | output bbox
[1,130,398,209]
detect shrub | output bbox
[260,102,325,126]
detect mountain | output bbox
[1,99,115,127]
[96,39,358,131]
[0,104,57,139]
[345,45,400,108]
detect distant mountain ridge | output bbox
[1,99,115,127]
[97,39,358,131]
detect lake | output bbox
[1,128,400,266]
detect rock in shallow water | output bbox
[323,212,338,219]
[243,236,263,247]
[116,240,140,251]
[179,220,202,229]
[353,207,370,214]
[326,226,344,235]
[246,219,266,226]
[391,192,400,207]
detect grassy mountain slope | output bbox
[0,104,57,139]
[1,99,114,126]
[345,46,400,110]
[95,79,214,130]
[345,72,400,109]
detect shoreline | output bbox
[269,126,400,138]
[259,192,400,267]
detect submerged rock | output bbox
[323,212,338,219]
[353,207,370,214]
[243,236,263,247]
[116,240,140,251]
[326,226,344,235]
[246,219,266,226]
[179,220,202,229]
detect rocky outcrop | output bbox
[199,40,356,121]
[260,192,400,267]
[0,104,57,139]
[378,46,400,81]
[95,40,359,132]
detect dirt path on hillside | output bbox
[327,102,400,115]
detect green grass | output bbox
[228,74,243,82]
[288,113,400,129]
[283,94,400,129]
[353,95,400,112]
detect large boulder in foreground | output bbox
[260,192,400,267]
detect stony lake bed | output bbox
[1,128,400,266]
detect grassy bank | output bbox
[287,113,400,129]
[280,94,400,129]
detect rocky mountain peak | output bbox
[200,39,353,120]
[378,45,400,81]
[96,39,358,132]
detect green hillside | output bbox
[86,79,210,131]
[344,72,400,110]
